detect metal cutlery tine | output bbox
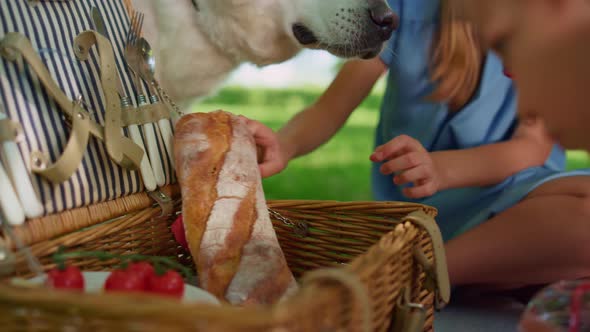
[128,11,142,48]
[126,11,138,46]
[131,13,139,44]
[129,12,144,49]
[126,12,142,94]
[137,13,144,39]
[124,10,166,188]
[133,13,144,44]
[125,12,132,45]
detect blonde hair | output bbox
[429,1,482,111]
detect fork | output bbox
[125,12,166,188]
[91,7,157,192]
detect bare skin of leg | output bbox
[445,176,590,287]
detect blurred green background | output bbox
[193,86,590,202]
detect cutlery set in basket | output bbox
[0,1,449,331]
[0,0,177,223]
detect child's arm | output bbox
[279,58,387,161]
[434,116,554,190]
[372,116,554,198]
[247,57,387,178]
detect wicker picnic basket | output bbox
[0,190,450,332]
[0,0,450,331]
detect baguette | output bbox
[174,110,297,305]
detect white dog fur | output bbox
[132,0,396,108]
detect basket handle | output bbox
[0,33,145,180]
[403,210,450,310]
[301,268,372,332]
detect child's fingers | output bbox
[259,160,286,178]
[245,119,275,145]
[380,151,426,175]
[371,135,423,162]
[258,143,287,178]
[393,164,430,185]
[402,180,437,199]
[240,117,287,178]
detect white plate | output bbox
[24,271,220,305]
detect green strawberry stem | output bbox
[51,249,193,279]
[54,246,67,271]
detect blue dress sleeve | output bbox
[379,0,440,67]
[379,0,401,66]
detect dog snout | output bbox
[369,3,399,41]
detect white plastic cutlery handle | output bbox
[2,141,44,219]
[157,118,175,170]
[127,125,157,191]
[0,161,25,225]
[142,123,165,187]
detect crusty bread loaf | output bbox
[174,110,297,305]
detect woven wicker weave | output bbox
[0,0,448,330]
[0,185,445,332]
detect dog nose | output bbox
[369,5,399,41]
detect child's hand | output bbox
[240,116,289,178]
[370,135,441,199]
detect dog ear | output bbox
[191,0,200,11]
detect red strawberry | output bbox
[127,261,155,282]
[46,265,84,291]
[171,214,188,249]
[147,270,185,299]
[104,269,147,293]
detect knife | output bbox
[0,159,24,225]
[91,7,131,107]
[90,7,157,191]
[0,105,43,221]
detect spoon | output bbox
[138,37,175,169]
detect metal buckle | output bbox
[148,190,174,217]
[389,287,427,332]
[269,209,309,237]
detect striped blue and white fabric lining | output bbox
[0,0,176,217]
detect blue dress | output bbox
[374,0,590,241]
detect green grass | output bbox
[566,150,590,171]
[192,86,590,201]
[193,88,380,201]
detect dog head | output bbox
[195,0,398,65]
[290,0,399,59]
